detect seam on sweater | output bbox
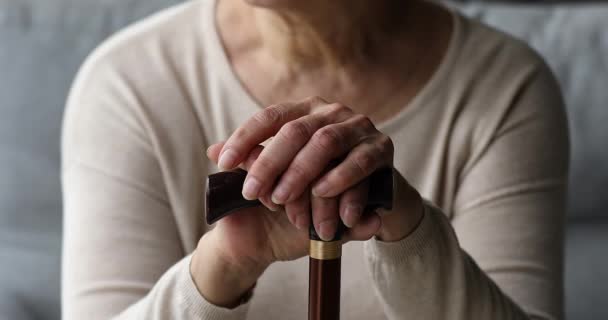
[74,280,152,299]
[454,178,565,213]
[459,62,542,183]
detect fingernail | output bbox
[261,195,280,211]
[343,204,362,228]
[242,177,261,200]
[318,220,336,241]
[271,185,290,204]
[267,203,279,212]
[218,149,238,170]
[313,181,330,197]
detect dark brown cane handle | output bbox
[205,167,394,229]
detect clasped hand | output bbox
[207,96,423,244]
[195,97,424,307]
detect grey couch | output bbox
[0,1,606,319]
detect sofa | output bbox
[0,1,606,319]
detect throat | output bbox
[216,0,454,124]
[249,0,409,70]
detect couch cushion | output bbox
[455,3,608,220]
[565,221,608,320]
[0,1,181,319]
[0,290,32,320]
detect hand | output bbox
[191,136,382,307]
[201,146,384,268]
[213,96,424,242]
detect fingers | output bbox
[284,187,310,230]
[259,194,280,212]
[288,179,372,239]
[269,113,372,204]
[207,142,280,211]
[217,102,305,170]
[209,97,395,240]
[244,103,355,202]
[207,141,264,171]
[209,140,381,235]
[311,193,338,241]
[242,113,328,201]
[206,143,223,163]
[211,142,378,240]
[218,97,330,171]
[339,179,368,228]
[312,134,394,198]
[342,212,381,242]
[241,147,281,211]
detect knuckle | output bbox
[312,126,342,151]
[256,105,284,124]
[323,105,342,119]
[352,151,377,175]
[352,114,375,131]
[289,161,310,178]
[377,135,394,156]
[230,127,248,142]
[327,102,352,114]
[251,156,276,179]
[280,121,312,142]
[287,161,311,180]
[304,95,327,106]
[323,103,354,121]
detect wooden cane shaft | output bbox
[309,256,341,320]
[204,167,393,320]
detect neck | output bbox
[242,0,409,71]
[217,0,452,123]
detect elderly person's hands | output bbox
[192,97,423,308]
[209,96,424,242]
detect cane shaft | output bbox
[204,166,393,320]
[309,246,341,320]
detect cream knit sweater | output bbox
[61,0,569,319]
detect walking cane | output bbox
[205,167,393,320]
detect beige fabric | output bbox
[61,0,569,319]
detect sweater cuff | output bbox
[364,201,437,265]
[178,255,250,319]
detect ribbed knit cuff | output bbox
[178,255,250,320]
[365,201,437,265]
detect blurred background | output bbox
[0,0,606,319]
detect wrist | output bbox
[376,198,423,242]
[190,231,267,308]
[376,169,424,242]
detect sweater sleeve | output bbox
[61,51,249,320]
[363,61,568,320]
